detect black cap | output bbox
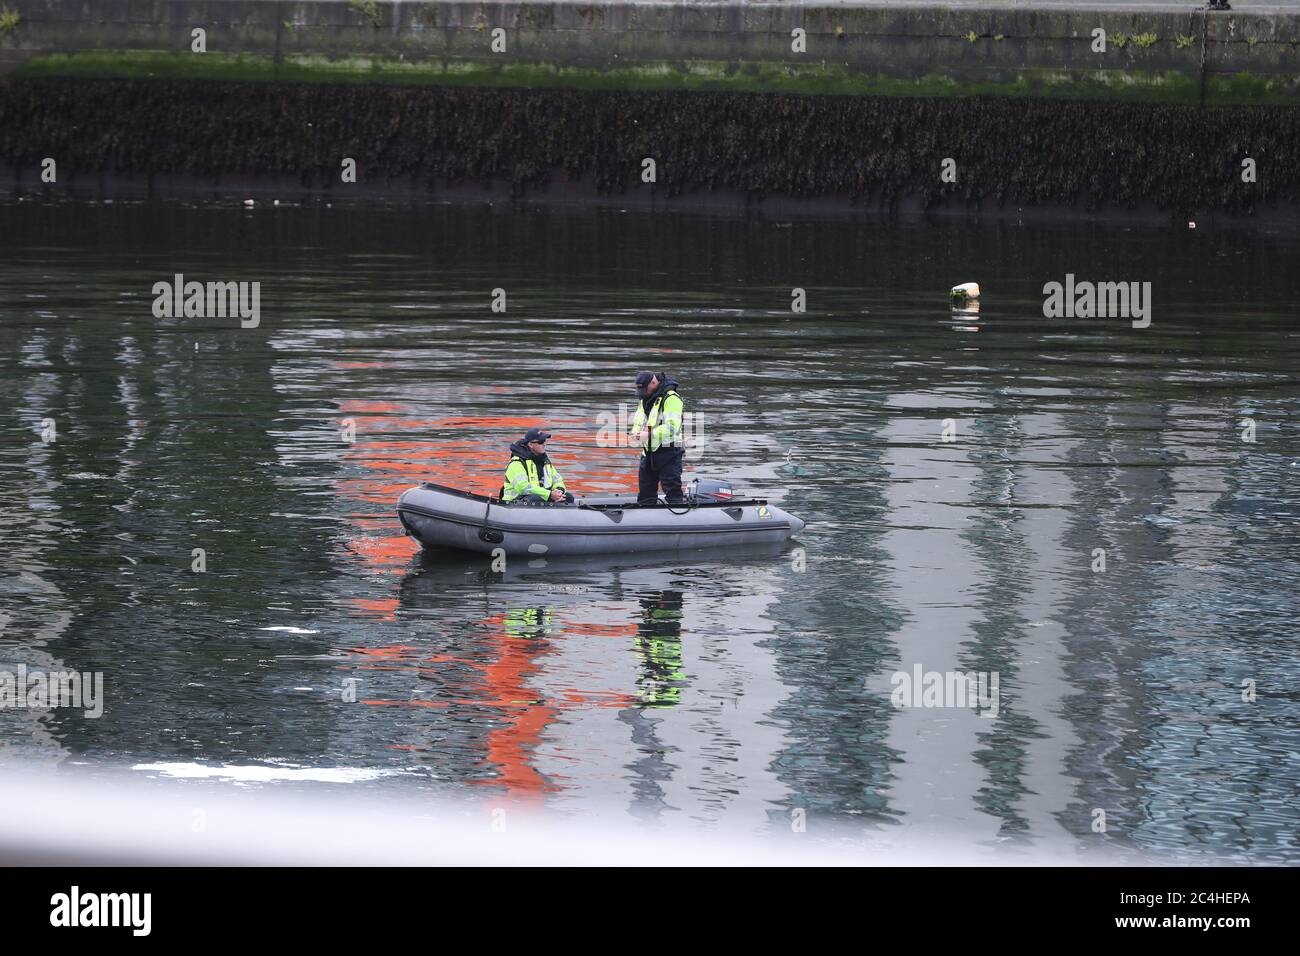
[635,371,655,387]
[522,428,551,444]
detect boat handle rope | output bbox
[476,496,505,544]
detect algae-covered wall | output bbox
[4,76,1296,221]
[0,0,1298,105]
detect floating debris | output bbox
[1142,514,1183,528]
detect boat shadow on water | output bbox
[398,540,799,607]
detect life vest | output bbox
[631,389,684,454]
[502,455,565,501]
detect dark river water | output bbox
[1,198,1297,863]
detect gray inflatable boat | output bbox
[396,480,806,557]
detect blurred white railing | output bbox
[0,765,1101,866]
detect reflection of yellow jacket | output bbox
[504,607,553,638]
[635,604,684,706]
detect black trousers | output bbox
[638,448,685,504]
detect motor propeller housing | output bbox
[691,478,735,502]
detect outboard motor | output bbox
[691,478,736,502]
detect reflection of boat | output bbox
[399,541,795,591]
[397,482,806,557]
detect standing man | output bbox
[630,371,686,504]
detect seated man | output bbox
[502,428,572,504]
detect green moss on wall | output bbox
[10,50,1298,106]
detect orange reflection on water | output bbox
[346,521,419,566]
[345,643,476,676]
[348,597,399,621]
[554,689,639,708]
[564,620,638,638]
[340,399,404,414]
[338,402,644,518]
[470,610,559,798]
[347,644,420,659]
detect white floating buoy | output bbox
[1188,221,1196,229]
[950,281,981,301]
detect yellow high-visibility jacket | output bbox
[503,455,566,502]
[630,389,684,455]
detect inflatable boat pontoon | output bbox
[397,481,806,557]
